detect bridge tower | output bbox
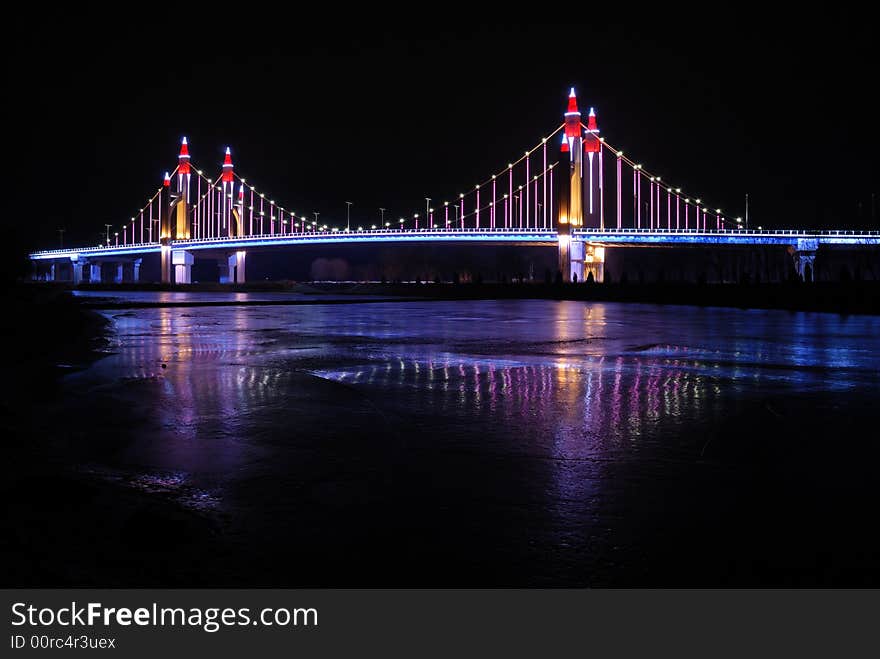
[175,137,192,240]
[558,89,604,282]
[583,108,602,229]
[558,88,583,282]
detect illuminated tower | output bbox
[583,108,602,228]
[221,147,234,237]
[557,89,604,282]
[174,137,191,240]
[177,137,191,202]
[558,88,584,281]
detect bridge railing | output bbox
[28,228,880,257]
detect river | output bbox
[44,292,880,585]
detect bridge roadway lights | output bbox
[788,238,818,282]
[172,250,194,284]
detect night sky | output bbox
[7,12,876,276]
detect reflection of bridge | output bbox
[30,89,879,284]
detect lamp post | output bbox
[345,201,352,231]
[57,228,65,248]
[379,208,386,226]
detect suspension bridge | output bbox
[30,89,879,284]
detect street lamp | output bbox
[379,208,386,225]
[345,201,352,231]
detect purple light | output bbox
[616,153,622,229]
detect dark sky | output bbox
[7,12,877,269]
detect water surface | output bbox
[52,295,880,585]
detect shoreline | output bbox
[27,280,880,315]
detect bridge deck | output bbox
[29,228,880,260]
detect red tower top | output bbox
[178,137,191,175]
[221,147,234,183]
[560,132,569,153]
[584,107,601,153]
[238,183,244,200]
[566,87,580,115]
[564,87,582,142]
[163,172,171,187]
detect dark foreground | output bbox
[3,286,880,587]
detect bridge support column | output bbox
[89,263,102,283]
[114,264,124,284]
[228,251,246,284]
[49,264,56,281]
[71,258,83,285]
[788,239,818,282]
[569,238,585,283]
[160,246,172,284]
[172,250,194,284]
[584,245,605,283]
[132,259,142,282]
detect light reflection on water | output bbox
[73,298,880,458]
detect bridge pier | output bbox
[160,246,172,284]
[89,263,102,283]
[114,264,124,284]
[172,250,194,284]
[788,239,818,282]
[132,259,142,282]
[71,258,83,285]
[222,251,246,284]
[49,264,56,282]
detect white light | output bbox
[676,188,681,193]
[696,198,701,203]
